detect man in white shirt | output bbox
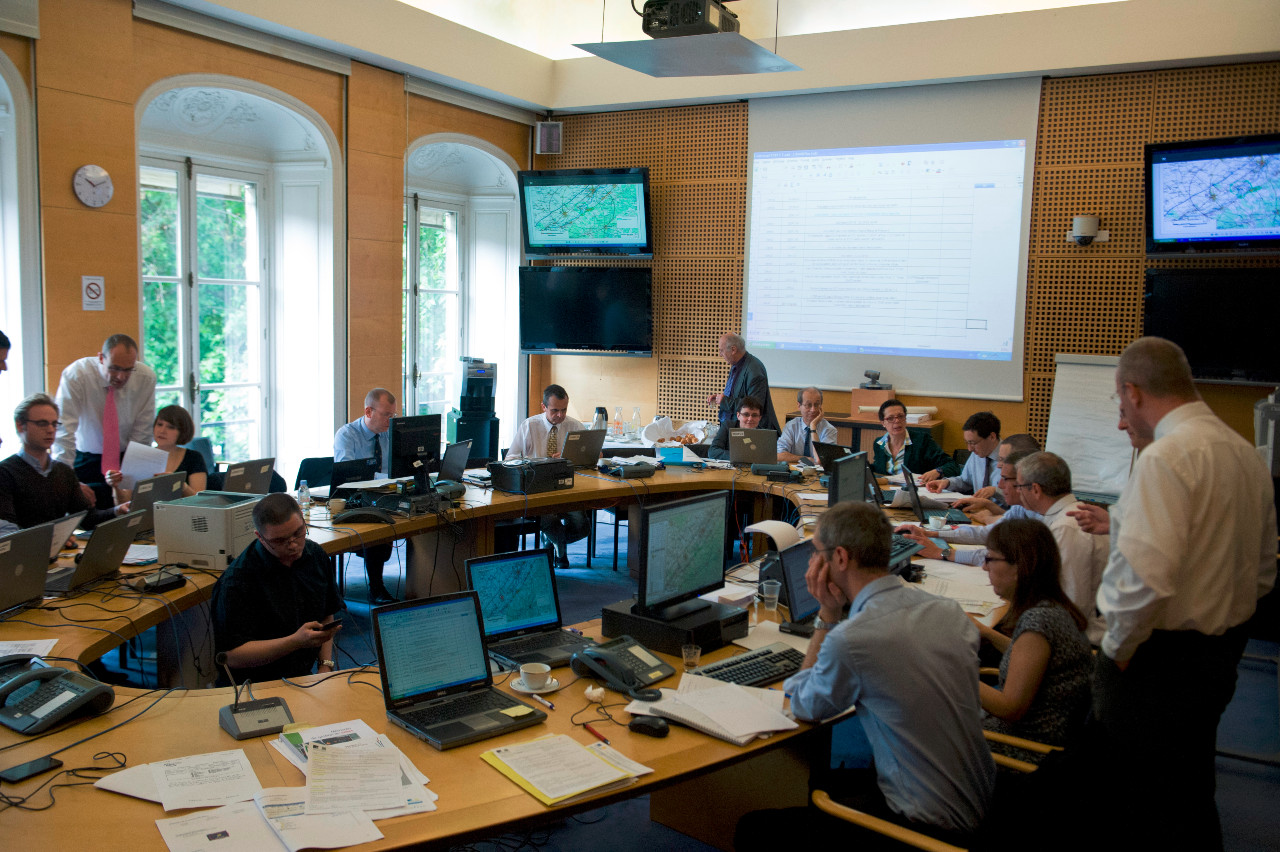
[1088,336,1275,851]
[53,334,157,508]
[777,387,836,464]
[506,384,587,570]
[1014,451,1107,644]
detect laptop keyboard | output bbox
[498,631,580,655]
[692,643,804,688]
[923,508,969,524]
[403,690,513,727]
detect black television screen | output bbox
[1145,133,1280,254]
[388,414,441,479]
[828,451,867,508]
[517,168,653,256]
[1143,268,1280,385]
[519,266,653,356]
[630,491,729,622]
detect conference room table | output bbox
[0,616,819,851]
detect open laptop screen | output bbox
[376,595,491,702]
[779,540,820,622]
[467,550,561,636]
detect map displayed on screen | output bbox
[1151,153,1280,243]
[644,501,724,606]
[523,182,646,247]
[470,555,557,633]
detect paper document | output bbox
[585,742,654,778]
[733,620,809,654]
[124,544,159,565]
[120,441,170,490]
[96,762,161,803]
[256,788,383,850]
[151,749,263,811]
[156,801,286,852]
[484,734,634,804]
[0,639,57,657]
[304,743,405,815]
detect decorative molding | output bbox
[405,76,539,127]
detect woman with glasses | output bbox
[975,518,1092,760]
[870,399,959,478]
[105,405,208,503]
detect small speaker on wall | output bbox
[535,121,563,155]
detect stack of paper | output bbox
[625,673,797,745]
[155,794,382,852]
[481,734,652,806]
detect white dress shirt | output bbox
[53,356,157,465]
[505,413,584,460]
[1098,401,1277,663]
[1041,492,1108,644]
[776,416,836,457]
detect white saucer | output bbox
[510,676,560,695]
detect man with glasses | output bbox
[0,393,123,534]
[708,396,765,461]
[211,492,342,684]
[925,411,1003,504]
[334,388,399,603]
[777,387,836,464]
[506,384,587,570]
[53,334,157,508]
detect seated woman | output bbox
[107,405,208,502]
[975,518,1092,761]
[870,399,959,478]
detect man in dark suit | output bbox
[707,331,779,432]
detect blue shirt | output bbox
[777,416,836,457]
[333,418,390,476]
[949,448,1001,502]
[785,575,996,833]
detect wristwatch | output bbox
[813,615,841,632]
[319,659,335,669]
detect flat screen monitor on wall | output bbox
[1145,134,1280,254]
[519,265,654,356]
[517,168,653,256]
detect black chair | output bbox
[493,448,543,554]
[590,446,657,571]
[295,456,334,490]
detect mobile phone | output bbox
[0,756,63,784]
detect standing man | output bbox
[1091,336,1275,850]
[211,493,343,684]
[777,387,836,464]
[53,334,157,508]
[507,384,587,570]
[333,388,399,604]
[740,501,994,847]
[924,411,1002,502]
[706,332,779,432]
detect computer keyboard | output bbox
[922,508,969,525]
[691,642,804,688]
[404,689,514,726]
[498,630,584,656]
[889,533,925,567]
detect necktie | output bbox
[546,424,558,457]
[984,455,994,488]
[802,426,813,459]
[720,363,739,422]
[372,434,383,473]
[101,386,120,476]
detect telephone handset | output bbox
[569,635,675,701]
[0,654,115,735]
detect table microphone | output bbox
[215,652,295,740]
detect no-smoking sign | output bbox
[82,275,105,311]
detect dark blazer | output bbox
[871,430,961,477]
[718,351,780,432]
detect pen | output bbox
[584,723,609,744]
[566,627,584,636]
[530,693,555,710]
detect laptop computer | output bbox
[47,511,88,562]
[778,539,820,623]
[330,458,381,492]
[728,428,778,466]
[222,458,276,495]
[814,441,855,473]
[45,510,147,594]
[434,439,472,485]
[371,590,546,750]
[465,548,596,669]
[560,429,606,469]
[0,525,55,615]
[129,472,186,533]
[901,467,969,525]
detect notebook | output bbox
[0,525,55,614]
[47,511,88,562]
[778,540,820,623]
[371,591,546,750]
[222,457,276,495]
[45,510,147,594]
[435,439,472,484]
[330,458,381,492]
[901,467,969,525]
[560,429,606,469]
[128,472,186,533]
[813,441,855,473]
[465,548,596,669]
[728,429,778,466]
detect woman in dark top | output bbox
[975,518,1093,760]
[870,399,959,477]
[107,405,208,501]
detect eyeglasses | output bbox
[1013,482,1035,491]
[983,555,1011,566]
[263,525,307,548]
[106,365,136,375]
[881,414,906,423]
[23,419,61,429]
[999,474,1017,483]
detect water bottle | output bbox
[612,406,623,438]
[296,479,311,517]
[628,406,641,437]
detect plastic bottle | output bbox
[296,479,311,517]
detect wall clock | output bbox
[73,164,113,208]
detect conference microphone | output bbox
[215,652,294,740]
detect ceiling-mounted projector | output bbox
[642,0,740,38]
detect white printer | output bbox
[154,491,265,571]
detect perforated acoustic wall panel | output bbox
[534,103,748,422]
[1024,61,1280,444]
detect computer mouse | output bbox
[628,715,669,738]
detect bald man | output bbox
[706,332,779,432]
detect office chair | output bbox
[295,456,334,489]
[590,446,655,571]
[492,448,543,554]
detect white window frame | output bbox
[403,191,467,418]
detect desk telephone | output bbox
[569,636,675,701]
[0,655,115,734]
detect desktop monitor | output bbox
[827,451,868,507]
[388,414,442,479]
[630,490,729,622]
[778,540,820,623]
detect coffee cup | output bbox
[328,497,346,515]
[520,662,551,690]
[928,516,946,530]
